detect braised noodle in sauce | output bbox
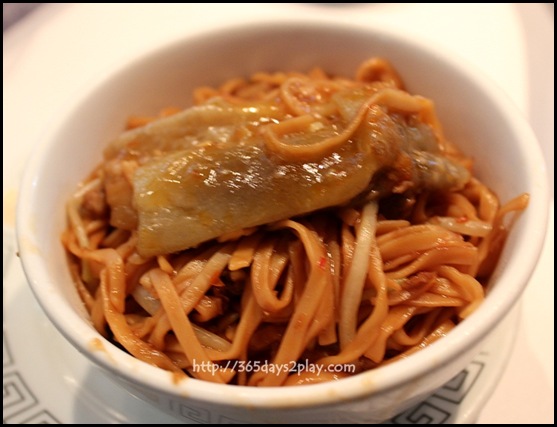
[63,58,528,386]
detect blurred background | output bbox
[3,3,40,31]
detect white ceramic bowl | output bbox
[16,20,549,423]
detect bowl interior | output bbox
[16,20,548,410]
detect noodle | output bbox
[63,58,528,386]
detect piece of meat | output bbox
[104,86,469,257]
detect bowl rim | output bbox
[16,18,549,409]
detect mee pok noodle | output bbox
[62,58,528,386]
